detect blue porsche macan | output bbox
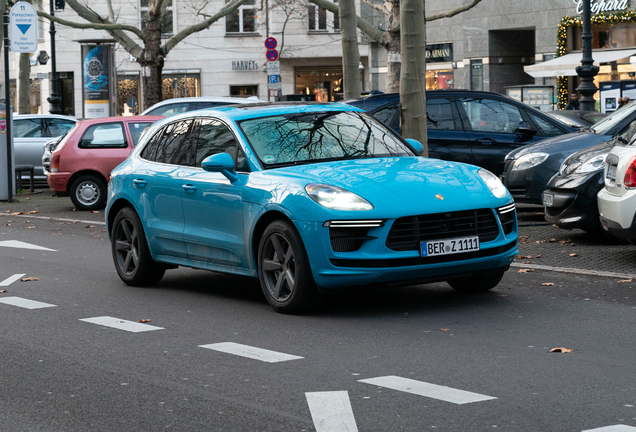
[106,103,519,314]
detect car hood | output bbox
[249,157,510,220]
[506,131,610,161]
[560,137,618,175]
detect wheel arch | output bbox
[66,170,108,194]
[251,210,294,268]
[107,198,137,237]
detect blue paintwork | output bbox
[107,103,518,289]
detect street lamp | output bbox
[575,0,599,111]
[47,0,65,115]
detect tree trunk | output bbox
[140,4,165,110]
[386,0,400,94]
[399,0,427,154]
[18,53,30,114]
[340,0,362,99]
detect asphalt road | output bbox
[1,191,636,431]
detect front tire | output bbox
[70,175,106,211]
[448,269,506,293]
[111,207,165,286]
[257,220,322,314]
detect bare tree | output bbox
[339,0,361,99]
[36,0,250,109]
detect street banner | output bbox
[82,45,110,119]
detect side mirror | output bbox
[516,121,538,136]
[405,138,425,155]
[201,153,239,182]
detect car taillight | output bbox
[50,152,60,173]
[624,156,636,188]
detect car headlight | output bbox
[574,153,608,174]
[478,169,508,198]
[512,152,549,171]
[305,184,374,211]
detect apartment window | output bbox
[470,59,483,91]
[226,0,256,33]
[308,1,339,32]
[141,0,174,35]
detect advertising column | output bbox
[82,44,111,119]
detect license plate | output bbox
[421,236,480,257]
[542,192,554,207]
[607,164,617,181]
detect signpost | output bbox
[10,2,38,54]
[265,38,280,101]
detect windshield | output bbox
[591,100,636,134]
[238,111,415,167]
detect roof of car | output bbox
[77,115,164,126]
[14,114,79,120]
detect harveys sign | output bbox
[573,0,629,14]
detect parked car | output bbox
[545,110,607,129]
[140,96,260,117]
[47,115,163,210]
[598,138,636,244]
[501,100,636,204]
[345,91,577,175]
[106,102,519,314]
[12,114,77,184]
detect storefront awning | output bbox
[524,49,636,78]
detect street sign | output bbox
[268,82,282,90]
[269,90,279,98]
[268,75,280,84]
[264,37,277,50]
[266,61,280,75]
[10,2,38,53]
[266,49,279,62]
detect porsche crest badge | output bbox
[435,194,444,200]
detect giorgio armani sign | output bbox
[573,0,628,14]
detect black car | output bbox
[345,91,576,175]
[501,100,636,204]
[545,110,607,128]
[543,121,636,233]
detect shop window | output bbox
[572,23,636,50]
[470,60,483,91]
[308,1,339,32]
[295,67,343,102]
[426,70,454,90]
[230,85,258,97]
[226,0,256,34]
[161,73,201,100]
[117,73,141,116]
[141,0,174,36]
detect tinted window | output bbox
[45,118,76,137]
[146,102,190,117]
[194,118,238,166]
[372,103,398,125]
[191,102,230,110]
[528,112,562,137]
[79,123,126,148]
[460,98,523,133]
[128,122,153,146]
[164,120,194,165]
[140,126,167,162]
[14,119,42,137]
[426,98,456,130]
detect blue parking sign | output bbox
[269,75,280,84]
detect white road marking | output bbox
[358,376,497,404]
[0,296,57,309]
[511,262,636,280]
[0,213,106,225]
[0,240,56,251]
[79,316,164,333]
[198,342,304,363]
[0,274,27,286]
[583,426,636,432]
[306,391,358,432]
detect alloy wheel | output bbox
[261,233,296,302]
[114,217,139,276]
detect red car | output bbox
[48,115,163,210]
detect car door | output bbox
[13,117,47,177]
[425,97,471,163]
[134,120,193,259]
[458,97,534,175]
[181,117,248,269]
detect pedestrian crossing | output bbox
[306,391,358,432]
[79,316,165,332]
[199,342,304,363]
[0,296,56,309]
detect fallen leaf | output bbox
[26,211,38,214]
[91,210,100,214]
[569,253,578,257]
[619,279,633,283]
[25,226,35,229]
[516,255,533,259]
[71,208,77,211]
[101,230,107,232]
[518,269,534,273]
[85,225,94,228]
[137,319,151,323]
[535,255,543,258]
[522,261,535,264]
[440,328,450,331]
[541,282,555,286]
[20,277,39,282]
[51,233,61,235]
[0,290,6,293]
[535,240,546,244]
[549,347,575,353]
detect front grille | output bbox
[386,209,500,252]
[330,227,370,252]
[508,186,527,196]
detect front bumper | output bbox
[543,170,603,230]
[501,159,559,204]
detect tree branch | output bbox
[162,0,249,53]
[37,10,144,38]
[426,0,483,21]
[360,0,388,14]
[310,0,388,47]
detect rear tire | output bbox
[257,220,322,314]
[111,207,165,286]
[448,269,506,293]
[70,175,106,211]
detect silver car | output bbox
[13,114,77,183]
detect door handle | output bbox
[182,184,197,193]
[132,179,147,187]
[476,138,496,145]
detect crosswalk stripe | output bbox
[583,426,636,432]
[0,240,56,251]
[79,316,164,332]
[198,342,304,363]
[0,274,27,286]
[0,296,57,309]
[358,376,497,404]
[306,391,358,432]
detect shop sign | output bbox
[82,45,111,119]
[426,43,453,63]
[573,0,628,14]
[232,60,259,71]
